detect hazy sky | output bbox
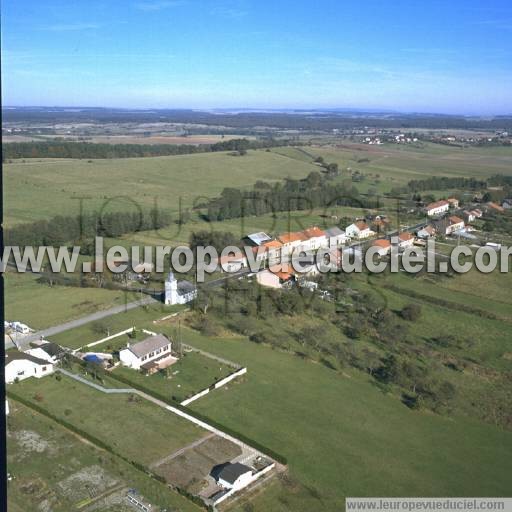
[3,0,512,114]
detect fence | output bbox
[180,367,247,406]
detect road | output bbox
[12,295,157,350]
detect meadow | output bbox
[6,401,198,512]
[4,149,318,226]
[4,271,140,330]
[9,374,205,466]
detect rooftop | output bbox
[125,334,170,359]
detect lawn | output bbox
[9,374,205,466]
[7,400,199,512]
[4,149,318,226]
[4,271,140,330]
[113,350,236,402]
[175,330,512,512]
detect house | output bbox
[119,334,175,373]
[371,216,390,233]
[256,269,282,288]
[301,226,328,251]
[212,462,253,491]
[502,199,512,210]
[425,200,450,216]
[398,231,415,249]
[446,216,465,234]
[416,225,436,239]
[447,197,460,209]
[5,351,54,384]
[218,253,248,273]
[243,232,272,247]
[371,239,391,256]
[278,232,308,256]
[463,210,476,223]
[345,221,373,239]
[261,239,283,264]
[28,341,65,363]
[164,272,197,305]
[325,226,347,247]
[486,202,505,213]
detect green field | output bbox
[113,350,236,402]
[9,374,204,466]
[7,401,198,512]
[175,329,512,512]
[4,149,318,226]
[4,271,139,330]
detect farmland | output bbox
[6,400,199,512]
[3,149,318,226]
[9,374,204,466]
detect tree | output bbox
[401,303,422,321]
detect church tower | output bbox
[164,271,178,305]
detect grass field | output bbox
[4,149,318,226]
[10,374,204,466]
[7,401,199,512]
[175,330,512,512]
[4,271,139,330]
[113,350,235,402]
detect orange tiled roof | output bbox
[426,200,449,210]
[302,226,326,239]
[373,239,391,248]
[399,232,414,241]
[449,216,464,224]
[278,232,306,244]
[263,240,283,249]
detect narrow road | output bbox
[13,296,157,350]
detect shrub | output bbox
[401,303,422,321]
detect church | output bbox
[164,272,198,305]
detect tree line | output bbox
[5,208,172,247]
[205,171,378,221]
[3,138,297,160]
[407,176,487,192]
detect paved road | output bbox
[12,296,157,350]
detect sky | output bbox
[3,0,512,114]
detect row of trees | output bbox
[205,171,378,221]
[3,138,295,160]
[407,176,487,192]
[5,208,172,246]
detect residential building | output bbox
[218,253,248,273]
[301,226,328,251]
[425,200,450,216]
[446,216,465,234]
[278,231,308,256]
[398,231,415,249]
[502,199,512,210]
[416,225,436,239]
[447,197,460,208]
[325,226,347,247]
[261,239,283,264]
[371,239,391,256]
[213,463,254,491]
[345,221,373,239]
[119,334,175,373]
[5,351,54,384]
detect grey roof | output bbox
[178,280,196,295]
[216,463,252,484]
[5,350,50,366]
[325,226,345,237]
[127,334,170,358]
[246,232,272,246]
[38,342,65,358]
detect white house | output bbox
[214,463,253,491]
[5,351,54,384]
[119,334,175,373]
[446,216,465,235]
[425,200,450,216]
[164,272,197,305]
[218,253,248,273]
[398,231,415,249]
[345,221,373,240]
[256,269,282,289]
[301,227,328,251]
[325,226,347,247]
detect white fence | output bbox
[180,367,247,406]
